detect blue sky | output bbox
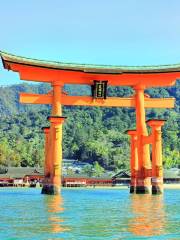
[1,0,180,85]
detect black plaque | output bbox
[91,80,108,99]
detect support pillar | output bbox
[147,120,165,194]
[134,85,151,194]
[42,127,50,179]
[127,130,138,193]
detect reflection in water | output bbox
[44,194,70,235]
[0,189,180,239]
[129,194,166,237]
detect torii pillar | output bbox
[127,130,138,193]
[147,120,165,194]
[42,82,66,195]
[134,85,151,194]
[42,127,50,182]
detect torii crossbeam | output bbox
[20,92,175,108]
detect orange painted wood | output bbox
[19,93,52,104]
[147,120,165,193]
[19,93,175,108]
[149,126,164,177]
[127,130,138,189]
[135,88,151,192]
[52,84,62,116]
[8,62,178,87]
[42,127,50,178]
[48,117,65,192]
[62,96,135,107]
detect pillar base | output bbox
[152,185,163,195]
[130,186,135,193]
[136,186,151,194]
[41,184,60,195]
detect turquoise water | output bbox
[0,188,179,240]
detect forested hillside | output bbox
[0,81,179,171]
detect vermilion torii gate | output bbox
[0,51,178,195]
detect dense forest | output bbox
[0,81,179,171]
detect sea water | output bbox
[0,188,179,240]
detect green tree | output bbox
[93,161,105,177]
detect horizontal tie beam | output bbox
[19,93,175,108]
[20,93,52,104]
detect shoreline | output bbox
[62,183,180,189]
[74,184,180,190]
[164,184,180,189]
[1,184,180,190]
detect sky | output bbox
[1,0,180,85]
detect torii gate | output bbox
[0,51,178,195]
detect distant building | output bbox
[0,166,179,187]
[164,168,180,183]
[0,167,43,186]
[62,174,112,187]
[112,169,180,185]
[112,171,130,185]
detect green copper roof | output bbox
[1,51,180,74]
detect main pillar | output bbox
[147,120,165,194]
[42,82,65,195]
[127,130,138,193]
[134,85,151,194]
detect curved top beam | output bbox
[0,51,179,87]
[1,51,180,74]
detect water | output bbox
[0,188,179,240]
